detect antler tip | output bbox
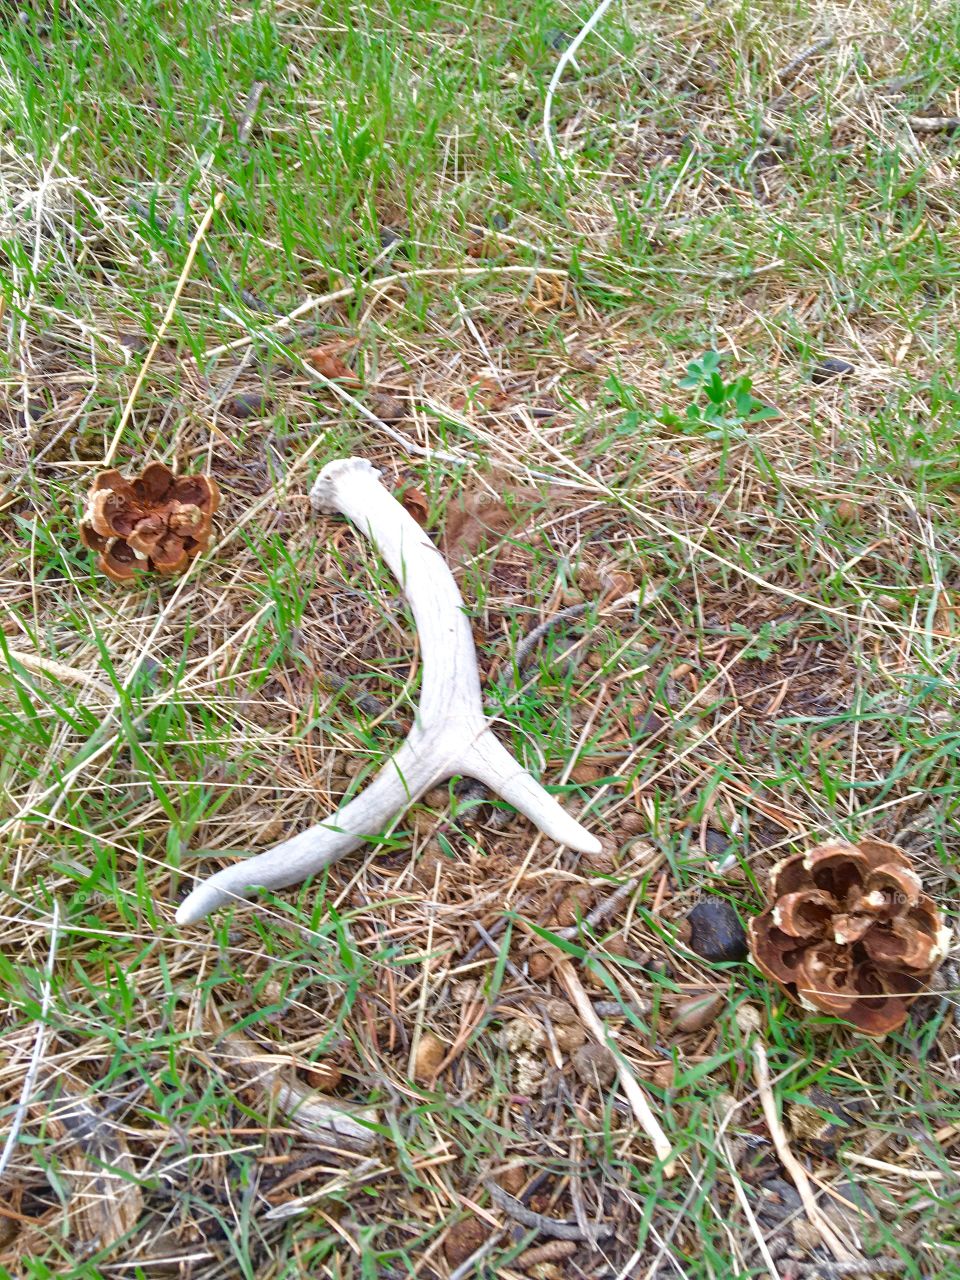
[309,457,380,513]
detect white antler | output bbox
[176,457,601,924]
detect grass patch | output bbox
[1,0,959,1275]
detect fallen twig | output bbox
[237,80,267,147]
[555,875,643,941]
[2,646,115,697]
[508,602,588,679]
[314,668,403,729]
[35,1076,144,1247]
[298,352,465,462]
[133,195,268,314]
[0,901,60,1180]
[107,193,225,464]
[556,958,675,1174]
[200,264,573,362]
[794,1262,906,1278]
[216,1032,379,1152]
[908,114,960,132]
[591,997,652,1017]
[470,919,526,983]
[775,35,835,85]
[736,1006,857,1263]
[515,1240,579,1267]
[484,1178,614,1242]
[263,1157,385,1220]
[542,0,616,164]
[447,1232,505,1280]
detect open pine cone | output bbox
[748,839,949,1036]
[80,462,220,584]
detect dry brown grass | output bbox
[2,0,960,1276]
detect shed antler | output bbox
[176,457,601,925]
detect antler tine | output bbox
[176,457,600,926]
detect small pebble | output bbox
[304,1061,342,1091]
[821,1180,871,1234]
[527,950,555,980]
[379,227,405,252]
[498,1165,526,1195]
[759,1176,803,1224]
[555,888,592,927]
[812,356,855,384]
[619,811,646,835]
[572,1042,617,1088]
[583,836,618,873]
[225,392,268,419]
[118,333,148,353]
[633,705,666,736]
[368,392,407,423]
[619,836,656,864]
[538,997,577,1025]
[570,760,603,784]
[16,401,48,430]
[443,1216,487,1266]
[568,345,600,372]
[703,827,731,857]
[553,1022,587,1052]
[686,898,748,962]
[602,935,630,959]
[671,991,725,1033]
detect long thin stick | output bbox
[217,1032,378,1152]
[736,1006,856,1263]
[542,0,616,163]
[200,264,570,362]
[484,1178,613,1241]
[555,875,644,941]
[0,901,60,1180]
[2,646,114,696]
[104,191,225,464]
[556,958,675,1174]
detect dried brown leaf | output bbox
[401,485,429,527]
[442,486,531,564]
[305,345,361,384]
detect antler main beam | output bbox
[176,457,601,925]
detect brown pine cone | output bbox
[80,462,220,584]
[747,839,949,1036]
